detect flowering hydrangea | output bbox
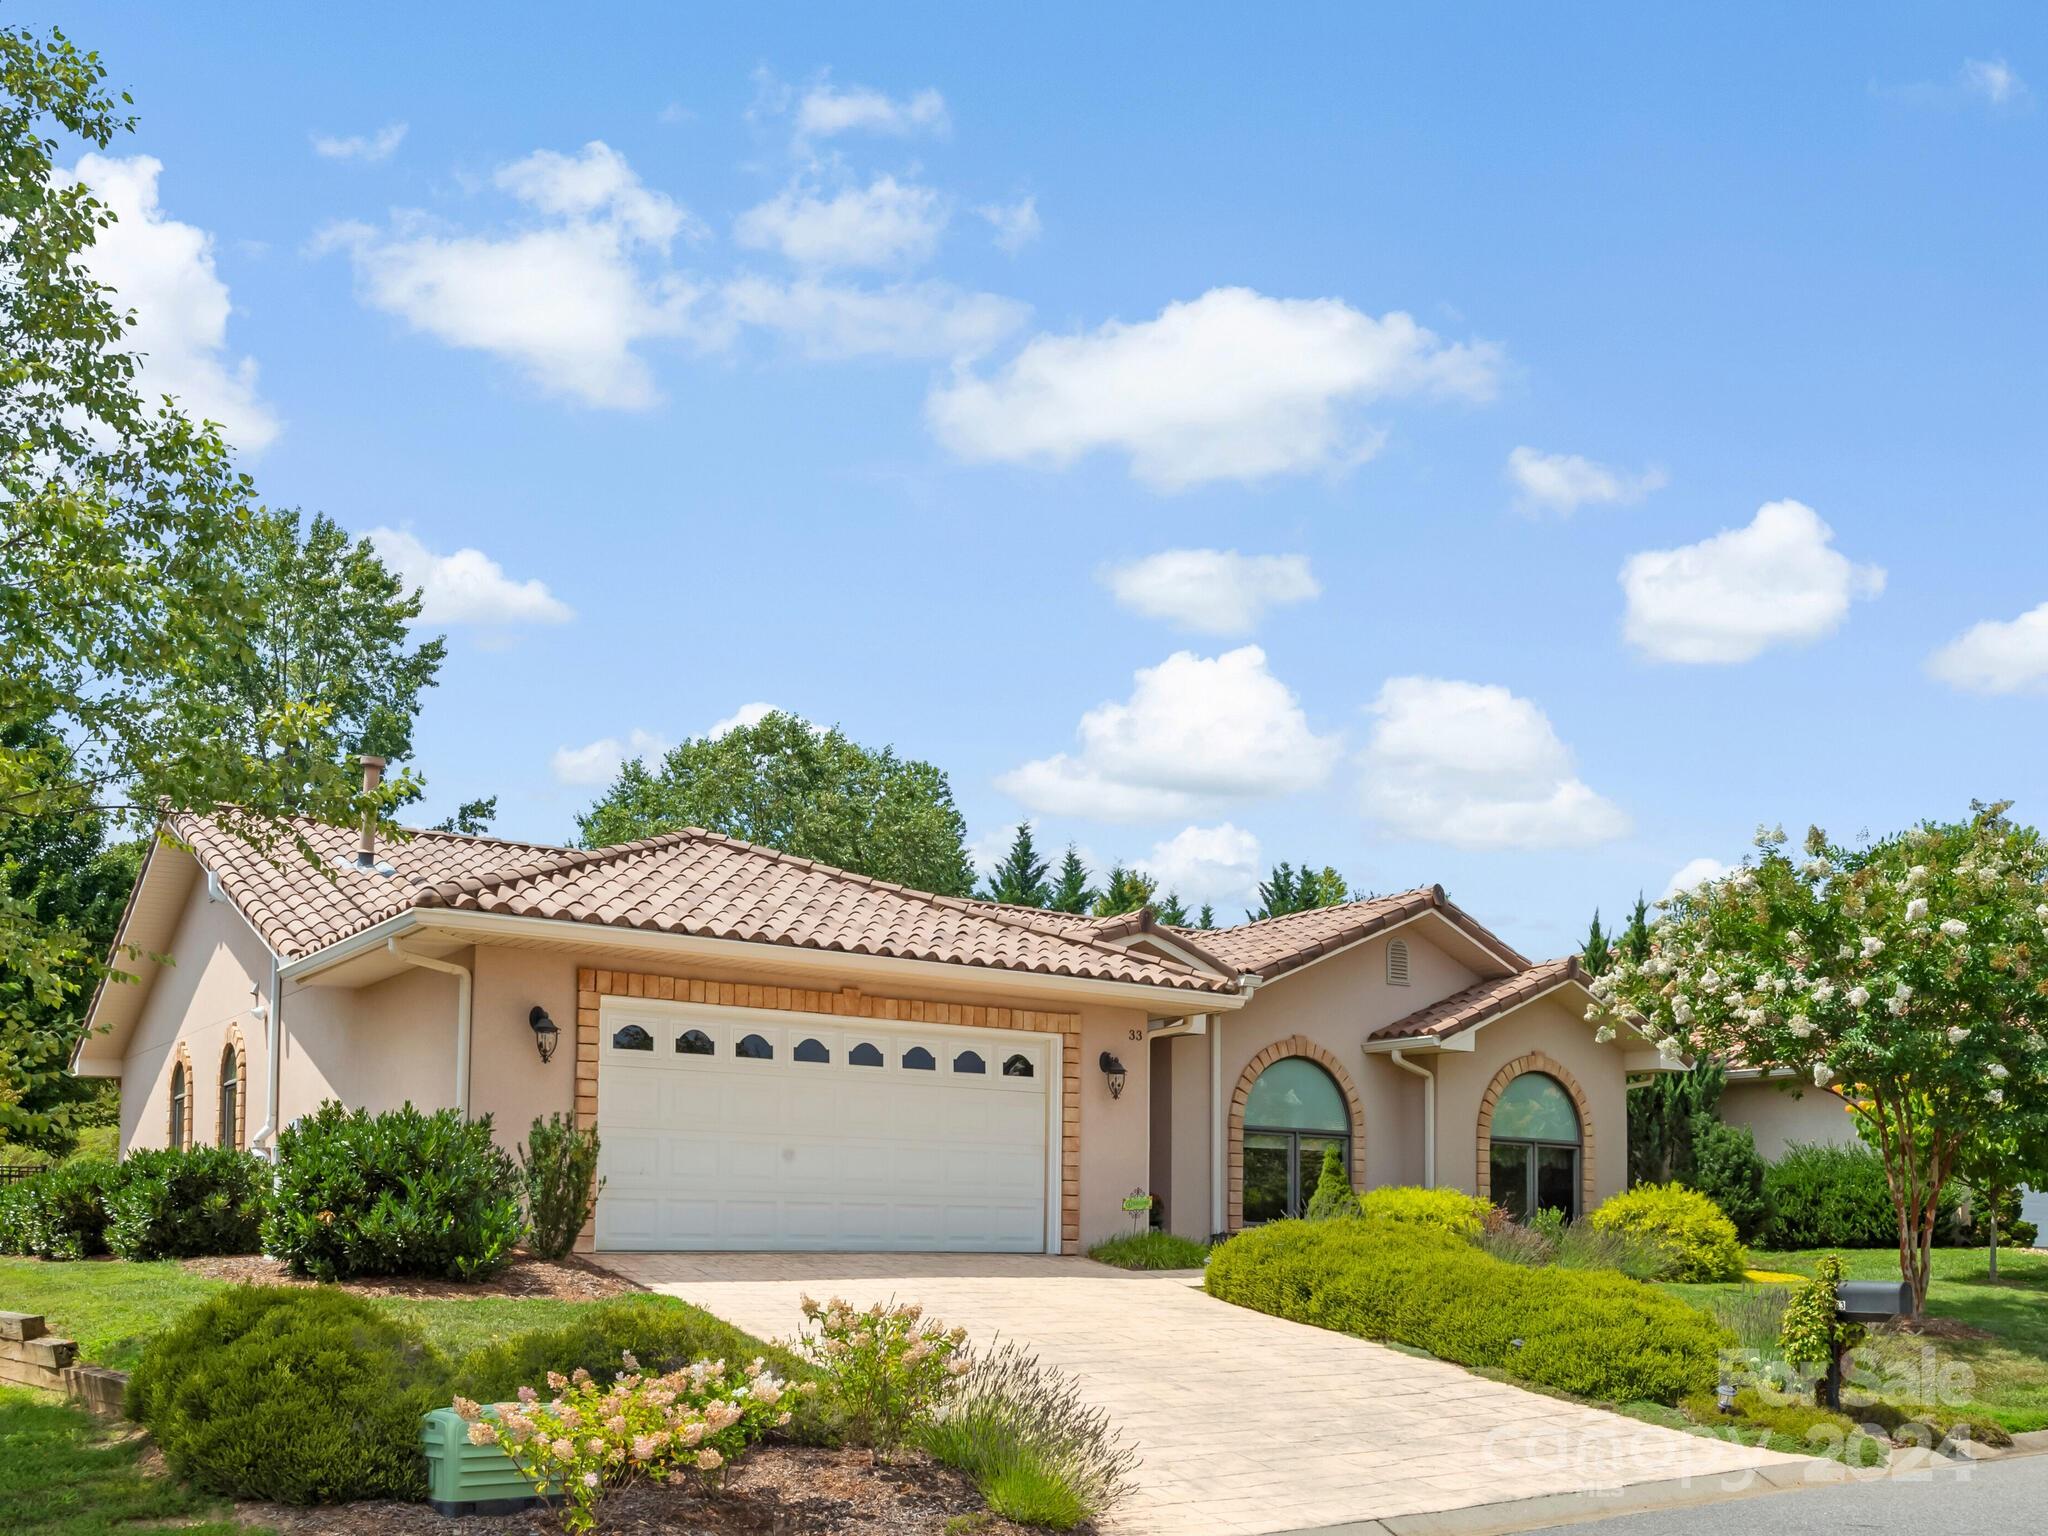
[795,1295,969,1457]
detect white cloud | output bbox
[551,728,670,786]
[367,528,573,627]
[311,123,407,163]
[709,702,776,737]
[1359,677,1630,850]
[66,154,281,452]
[1101,549,1319,636]
[735,176,946,269]
[1962,57,2027,108]
[977,196,1040,253]
[998,646,1339,822]
[794,82,948,142]
[1142,823,1262,908]
[1926,600,2048,694]
[1506,446,1666,515]
[722,276,1025,360]
[1664,857,1732,898]
[318,141,707,409]
[1620,500,1885,664]
[927,286,1501,490]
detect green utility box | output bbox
[420,1406,556,1516]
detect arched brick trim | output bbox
[1227,1036,1367,1232]
[168,1044,194,1150]
[218,1026,247,1150]
[1474,1052,1596,1215]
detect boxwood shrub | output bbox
[0,1159,119,1259]
[263,1101,524,1281]
[1588,1183,1746,1282]
[127,1285,449,1503]
[103,1146,266,1260]
[1762,1143,1962,1250]
[1204,1217,1729,1404]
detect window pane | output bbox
[1243,1133,1291,1225]
[1002,1053,1034,1078]
[1490,1141,1531,1221]
[1535,1145,1578,1220]
[736,1033,773,1060]
[902,1046,936,1071]
[1491,1073,1579,1142]
[850,1042,884,1067]
[953,1050,986,1075]
[1296,1136,1348,1215]
[612,1023,654,1050]
[676,1029,714,1056]
[1244,1058,1348,1133]
[794,1037,830,1064]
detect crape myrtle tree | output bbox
[1589,807,2048,1313]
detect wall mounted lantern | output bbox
[1098,1051,1127,1100]
[529,1006,561,1064]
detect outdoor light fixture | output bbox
[1716,1381,1738,1414]
[528,1006,561,1064]
[1099,1051,1127,1099]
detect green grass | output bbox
[0,1384,255,1535]
[1662,1246,2048,1434]
[1087,1230,1211,1270]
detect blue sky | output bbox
[39,3,2048,955]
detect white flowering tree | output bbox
[1590,805,2048,1313]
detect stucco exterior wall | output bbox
[1719,1078,1858,1161]
[470,947,579,1141]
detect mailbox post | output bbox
[1826,1279,1914,1408]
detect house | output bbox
[74,783,1675,1254]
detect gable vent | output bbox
[1386,937,1411,986]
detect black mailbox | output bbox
[1836,1280,1913,1323]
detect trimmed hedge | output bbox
[1357,1185,1492,1238]
[1205,1217,1729,1404]
[0,1159,118,1259]
[1762,1143,1962,1250]
[263,1101,524,1281]
[1588,1183,1746,1282]
[127,1286,449,1503]
[104,1146,266,1260]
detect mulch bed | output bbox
[180,1252,639,1301]
[1874,1315,1997,1342]
[236,1447,1034,1535]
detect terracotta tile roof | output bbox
[1370,957,1585,1043]
[173,815,1233,994]
[1177,886,1533,981]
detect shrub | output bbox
[1589,1183,1746,1282]
[1955,1183,2039,1249]
[922,1342,1138,1531]
[519,1113,603,1261]
[0,1159,117,1259]
[1205,1217,1728,1404]
[1087,1230,1211,1270]
[1303,1142,1360,1221]
[1762,1142,1963,1250]
[103,1146,266,1259]
[1679,1388,1887,1466]
[1778,1253,1864,1377]
[127,1286,447,1503]
[1356,1185,1491,1238]
[1684,1116,1768,1243]
[795,1296,968,1456]
[263,1100,525,1281]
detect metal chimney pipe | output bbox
[355,755,386,870]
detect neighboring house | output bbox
[75,795,1673,1254]
[1716,1066,1861,1161]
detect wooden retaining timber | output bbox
[0,1311,128,1417]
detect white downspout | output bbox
[1209,1014,1226,1236]
[252,951,283,1160]
[1388,1048,1436,1189]
[388,939,473,1119]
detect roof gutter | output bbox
[387,939,472,1119]
[1386,1048,1436,1188]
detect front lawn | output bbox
[1663,1246,2048,1433]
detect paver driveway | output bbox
[600,1253,1803,1536]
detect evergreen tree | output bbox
[1196,903,1216,930]
[1153,889,1190,926]
[1091,864,1157,917]
[1047,846,1095,914]
[1580,908,1613,975]
[1248,862,1352,921]
[983,821,1051,907]
[1620,892,1652,963]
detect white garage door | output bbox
[595,1000,1056,1252]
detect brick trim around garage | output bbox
[574,967,1083,1255]
[1474,1050,1597,1215]
[1227,1035,1367,1233]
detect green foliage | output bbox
[1627,1064,1724,1187]
[1684,1115,1769,1243]
[1046,846,1095,914]
[983,822,1050,907]
[1580,909,1613,975]
[1476,1214,1667,1280]
[432,796,498,836]
[263,1101,524,1281]
[1090,864,1155,917]
[1152,890,1190,926]
[518,1113,602,1261]
[0,1383,241,1536]
[920,1342,1137,1531]
[797,1295,968,1457]
[1247,862,1351,921]
[127,1286,446,1503]
[1205,1218,1729,1404]
[1195,902,1215,929]
[1356,1184,1492,1238]
[1762,1142,1962,1250]
[0,1157,116,1258]
[1303,1142,1360,1220]
[574,710,975,895]
[1086,1230,1211,1269]
[102,1146,264,1260]
[1778,1253,1864,1371]
[1678,1388,1888,1465]
[1589,1183,1746,1281]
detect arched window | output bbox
[219,1043,242,1150]
[1241,1058,1349,1223]
[1001,1053,1034,1078]
[1487,1073,1581,1221]
[169,1061,189,1151]
[612,1023,654,1051]
[902,1046,936,1071]
[1386,938,1410,986]
[794,1037,830,1064]
[735,1033,773,1060]
[849,1042,884,1067]
[953,1050,986,1075]
[675,1028,714,1056]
